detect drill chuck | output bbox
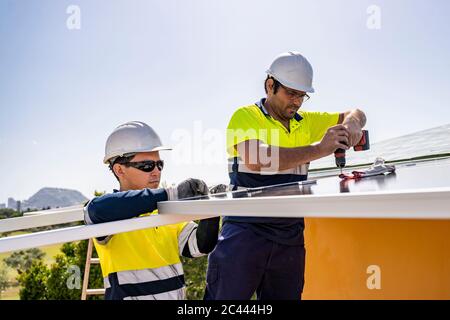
[335,149,346,168]
[334,130,369,169]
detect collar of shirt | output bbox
[256,98,303,122]
[255,98,303,133]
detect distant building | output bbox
[7,197,16,209]
[16,200,21,213]
[0,203,5,209]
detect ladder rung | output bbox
[86,289,105,295]
[81,239,105,300]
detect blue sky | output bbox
[1,0,450,203]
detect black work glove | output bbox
[208,184,228,194]
[165,178,209,200]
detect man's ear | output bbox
[113,163,124,178]
[266,78,274,95]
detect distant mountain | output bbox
[8,187,88,211]
[310,123,450,169]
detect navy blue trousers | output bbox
[204,223,305,300]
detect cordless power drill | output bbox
[335,130,370,173]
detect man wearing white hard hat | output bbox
[205,52,367,300]
[84,121,222,300]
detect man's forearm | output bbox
[84,188,168,224]
[238,141,325,172]
[266,144,325,171]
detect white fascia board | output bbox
[0,213,213,254]
[158,187,450,220]
[0,205,85,233]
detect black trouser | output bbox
[204,223,305,300]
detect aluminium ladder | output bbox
[81,238,105,300]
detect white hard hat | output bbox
[266,51,315,93]
[104,121,171,164]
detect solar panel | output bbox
[188,157,450,201]
[310,124,450,169]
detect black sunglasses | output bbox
[123,160,164,173]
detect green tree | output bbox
[94,190,105,197]
[60,242,76,258]
[45,241,103,300]
[17,241,103,300]
[17,260,49,300]
[182,255,208,300]
[4,248,46,274]
[0,208,22,220]
[0,262,10,299]
[46,254,80,300]
[0,209,23,238]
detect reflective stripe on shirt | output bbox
[103,263,185,300]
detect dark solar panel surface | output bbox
[198,157,450,200]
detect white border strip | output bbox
[0,205,84,233]
[0,213,213,253]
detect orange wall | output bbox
[303,218,450,299]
